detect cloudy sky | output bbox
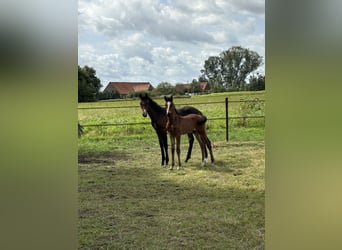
[78,0,264,89]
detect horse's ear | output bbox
[139,93,143,99]
[170,95,173,101]
[164,96,167,101]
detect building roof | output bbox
[200,82,209,91]
[177,82,209,91]
[104,82,153,95]
[176,83,191,90]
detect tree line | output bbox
[79,46,265,102]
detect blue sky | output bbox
[78,0,264,89]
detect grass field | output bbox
[78,91,265,148]
[78,91,265,249]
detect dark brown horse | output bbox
[165,95,214,170]
[139,93,207,167]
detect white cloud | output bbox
[231,0,264,16]
[193,14,221,25]
[78,0,265,88]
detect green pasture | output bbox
[78,91,265,249]
[78,91,265,150]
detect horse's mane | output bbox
[148,96,165,114]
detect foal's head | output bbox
[164,95,176,131]
[139,93,151,117]
[164,95,175,116]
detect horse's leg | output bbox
[176,135,181,170]
[194,132,206,166]
[170,135,175,170]
[204,138,208,160]
[157,132,166,166]
[162,132,169,166]
[202,133,215,163]
[185,133,194,162]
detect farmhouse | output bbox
[177,82,210,93]
[199,82,210,91]
[103,82,154,98]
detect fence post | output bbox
[225,97,229,141]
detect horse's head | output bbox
[139,93,150,117]
[164,95,174,116]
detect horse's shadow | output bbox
[190,158,249,176]
[78,150,130,166]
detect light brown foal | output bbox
[165,96,214,170]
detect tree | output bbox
[174,83,187,95]
[209,77,226,93]
[190,79,202,93]
[200,46,263,91]
[78,65,102,102]
[201,56,223,83]
[247,73,265,91]
[98,90,120,100]
[152,82,176,96]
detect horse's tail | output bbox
[78,122,84,138]
[197,115,207,125]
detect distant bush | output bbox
[237,97,265,127]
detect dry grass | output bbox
[78,141,265,249]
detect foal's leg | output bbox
[203,140,208,159]
[194,132,206,166]
[185,133,194,162]
[157,132,166,166]
[202,133,215,163]
[162,132,169,166]
[176,135,182,170]
[170,135,176,170]
[185,132,207,163]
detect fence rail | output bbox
[78,97,265,141]
[81,116,265,127]
[78,99,265,110]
